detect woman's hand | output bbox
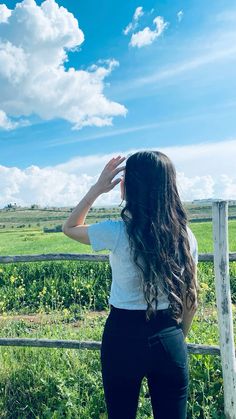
[94,155,126,194]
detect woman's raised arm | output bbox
[62,156,125,244]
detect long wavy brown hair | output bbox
[120,150,199,322]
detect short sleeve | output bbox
[187,226,198,265]
[87,219,121,252]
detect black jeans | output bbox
[101,305,189,419]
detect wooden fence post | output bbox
[212,200,236,419]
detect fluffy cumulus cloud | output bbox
[0,164,97,207]
[1,140,236,208]
[0,0,127,130]
[130,16,168,48]
[123,6,144,35]
[0,161,123,208]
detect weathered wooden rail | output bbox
[0,338,234,357]
[0,253,108,263]
[0,252,236,264]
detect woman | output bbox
[63,151,199,419]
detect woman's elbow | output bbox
[62,223,69,235]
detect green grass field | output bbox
[190,219,236,252]
[0,229,93,256]
[0,219,236,256]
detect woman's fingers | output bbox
[110,177,122,188]
[116,156,126,163]
[112,165,126,176]
[107,156,126,168]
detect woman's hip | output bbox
[101,311,189,384]
[103,304,180,339]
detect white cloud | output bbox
[0,0,127,130]
[134,6,144,22]
[0,109,29,130]
[123,6,144,35]
[0,164,96,207]
[130,16,168,48]
[177,10,183,22]
[1,139,236,208]
[0,4,11,23]
[0,110,18,130]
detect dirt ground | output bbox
[0,310,108,327]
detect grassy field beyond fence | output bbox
[0,211,235,418]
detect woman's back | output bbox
[88,218,198,310]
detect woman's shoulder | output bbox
[93,218,125,235]
[186,225,198,262]
[102,218,124,227]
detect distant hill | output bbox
[0,202,236,230]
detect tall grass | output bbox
[0,261,235,314]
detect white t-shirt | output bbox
[88,219,198,310]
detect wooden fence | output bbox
[0,252,235,352]
[0,200,235,417]
[1,252,236,264]
[0,252,235,358]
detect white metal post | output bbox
[212,200,236,419]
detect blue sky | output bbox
[0,0,236,206]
